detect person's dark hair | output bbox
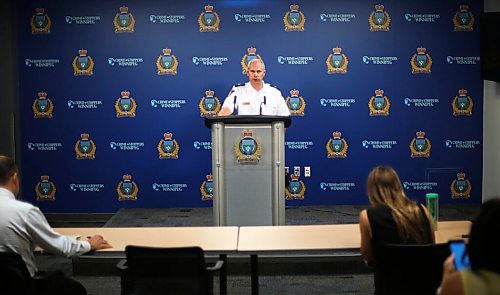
[468,198,500,273]
[0,155,18,185]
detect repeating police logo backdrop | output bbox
[115,90,137,118]
[75,132,96,160]
[326,47,348,74]
[72,49,94,76]
[200,174,214,201]
[235,129,262,163]
[241,47,263,74]
[35,175,56,201]
[451,172,471,199]
[157,132,180,159]
[113,6,135,33]
[32,91,54,118]
[198,5,220,32]
[326,131,348,158]
[199,89,221,117]
[31,8,51,34]
[117,174,138,201]
[285,174,306,200]
[452,89,473,116]
[411,47,432,74]
[156,48,179,75]
[368,89,390,116]
[286,89,306,116]
[284,4,305,32]
[453,5,474,32]
[369,4,390,31]
[409,131,431,158]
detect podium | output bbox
[205,116,291,226]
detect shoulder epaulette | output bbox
[234,83,245,87]
[269,84,281,91]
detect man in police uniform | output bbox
[218,59,291,116]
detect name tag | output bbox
[242,101,250,105]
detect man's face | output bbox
[247,61,266,84]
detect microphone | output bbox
[233,96,238,115]
[260,96,266,115]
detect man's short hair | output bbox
[247,58,265,70]
[0,155,17,185]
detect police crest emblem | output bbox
[286,89,306,116]
[452,89,473,116]
[235,130,262,163]
[368,89,390,116]
[451,172,471,199]
[31,8,51,34]
[200,174,214,201]
[453,5,474,32]
[158,132,180,159]
[75,132,96,160]
[286,174,306,200]
[199,89,221,117]
[326,47,348,74]
[241,47,263,74]
[411,47,432,74]
[72,49,94,76]
[117,174,138,201]
[410,131,431,158]
[369,4,390,31]
[326,131,348,158]
[35,175,56,201]
[284,4,305,32]
[156,48,179,75]
[198,5,220,32]
[115,90,137,118]
[113,6,135,33]
[32,91,54,118]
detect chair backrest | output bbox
[0,252,35,295]
[122,246,211,295]
[374,243,450,295]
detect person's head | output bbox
[247,59,266,85]
[366,166,406,207]
[468,198,500,273]
[0,155,20,197]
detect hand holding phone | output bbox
[449,240,471,270]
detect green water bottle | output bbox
[426,193,439,231]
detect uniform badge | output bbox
[156,48,179,75]
[200,174,214,201]
[451,172,471,199]
[72,49,94,76]
[411,47,432,74]
[158,132,180,159]
[368,89,390,116]
[35,175,56,201]
[284,4,306,32]
[32,91,54,118]
[198,5,220,32]
[286,89,306,116]
[369,4,390,31]
[453,5,474,32]
[410,131,431,158]
[75,132,96,160]
[241,47,263,74]
[326,47,348,74]
[31,8,51,34]
[113,6,135,33]
[285,174,306,200]
[452,89,473,116]
[234,130,262,163]
[199,89,221,117]
[115,90,137,118]
[117,174,138,201]
[326,131,348,158]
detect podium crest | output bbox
[117,174,139,201]
[235,129,261,163]
[73,49,94,76]
[31,8,51,34]
[198,5,220,32]
[199,89,221,117]
[411,47,432,74]
[452,89,473,116]
[453,5,474,32]
[241,47,263,74]
[285,174,306,200]
[115,90,137,118]
[284,4,305,32]
[35,175,56,201]
[326,131,348,158]
[326,47,348,74]
[369,4,390,31]
[75,132,96,160]
[368,89,390,116]
[33,91,54,118]
[113,6,135,33]
[450,172,471,199]
[156,48,179,75]
[286,89,306,116]
[200,174,214,201]
[158,132,180,159]
[409,131,431,158]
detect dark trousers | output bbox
[35,271,87,295]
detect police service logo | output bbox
[235,130,262,163]
[411,47,432,74]
[75,132,96,160]
[115,90,137,118]
[117,174,138,201]
[35,175,56,201]
[200,174,214,201]
[157,132,179,159]
[368,89,390,116]
[199,89,221,117]
[453,5,474,32]
[156,48,179,75]
[113,6,135,33]
[286,174,306,200]
[452,89,473,116]
[72,49,94,76]
[241,47,263,74]
[32,91,54,118]
[326,131,348,158]
[369,4,390,31]
[286,89,306,116]
[284,4,306,32]
[409,131,431,158]
[198,5,220,32]
[31,8,51,34]
[326,47,348,74]
[451,172,471,199]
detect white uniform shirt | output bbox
[222,82,291,116]
[0,187,91,276]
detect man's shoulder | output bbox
[265,83,282,94]
[233,83,245,88]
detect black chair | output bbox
[117,246,224,295]
[373,243,450,295]
[0,252,35,295]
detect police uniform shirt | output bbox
[222,82,291,116]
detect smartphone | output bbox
[449,240,471,270]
